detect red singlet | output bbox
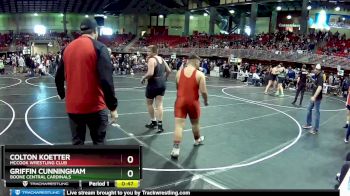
[174,68,200,119]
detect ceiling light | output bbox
[34,25,46,35]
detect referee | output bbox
[292,64,308,106]
[55,18,118,145]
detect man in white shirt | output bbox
[18,55,25,73]
[329,73,334,85]
[252,72,261,86]
[35,54,41,66]
[0,56,4,75]
[11,55,17,74]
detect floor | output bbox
[0,71,348,190]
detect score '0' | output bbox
[127,170,133,177]
[127,156,133,163]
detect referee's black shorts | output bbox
[298,84,306,91]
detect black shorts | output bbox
[277,77,285,84]
[265,74,271,81]
[145,86,166,99]
[271,74,277,81]
[347,105,350,111]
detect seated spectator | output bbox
[38,62,46,76]
[252,72,261,86]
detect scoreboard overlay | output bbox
[0,145,142,189]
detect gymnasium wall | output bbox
[166,14,185,35]
[0,13,118,33]
[0,13,290,36]
[255,17,270,34]
[32,44,49,55]
[116,14,222,36]
[0,9,348,37]
[32,42,60,55]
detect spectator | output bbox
[11,54,17,74]
[18,54,25,73]
[252,72,261,86]
[329,73,334,85]
[343,77,350,98]
[222,61,230,78]
[0,56,4,75]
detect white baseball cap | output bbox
[315,64,321,70]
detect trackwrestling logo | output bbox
[15,189,20,195]
[22,181,28,187]
[10,189,65,196]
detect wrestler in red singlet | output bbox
[171,55,208,159]
[174,68,200,119]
